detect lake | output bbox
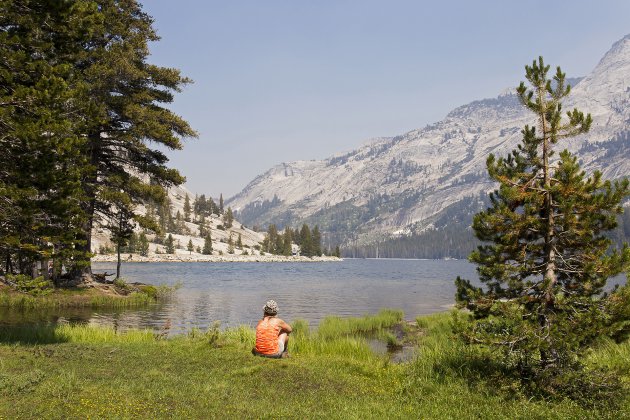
[2,259,625,335]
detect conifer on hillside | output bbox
[227,234,235,254]
[184,194,191,222]
[202,232,213,255]
[224,207,234,229]
[165,234,175,254]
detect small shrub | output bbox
[113,278,131,293]
[154,282,181,300]
[139,285,158,299]
[6,274,53,296]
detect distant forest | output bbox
[344,207,630,260]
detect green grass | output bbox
[0,282,176,309]
[0,311,628,418]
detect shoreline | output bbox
[91,253,343,263]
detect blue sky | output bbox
[142,0,630,197]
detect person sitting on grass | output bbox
[253,300,292,358]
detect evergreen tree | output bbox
[165,234,175,254]
[274,232,284,255]
[219,193,224,214]
[126,232,138,253]
[210,197,219,215]
[455,57,630,397]
[283,228,293,256]
[334,245,341,258]
[223,207,234,229]
[202,232,213,255]
[157,198,169,234]
[138,232,150,257]
[312,225,322,257]
[300,224,312,257]
[192,193,199,220]
[183,194,191,222]
[263,224,279,254]
[195,194,205,215]
[187,239,194,254]
[69,0,197,282]
[227,234,235,254]
[0,1,93,281]
[110,209,134,279]
[198,213,206,237]
[237,234,243,249]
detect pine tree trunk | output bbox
[116,243,121,280]
[539,87,557,369]
[70,130,100,285]
[42,258,49,280]
[5,253,11,274]
[69,211,94,284]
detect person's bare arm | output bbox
[277,318,292,334]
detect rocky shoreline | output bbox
[91,253,343,263]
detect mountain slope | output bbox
[227,35,630,255]
[92,184,266,257]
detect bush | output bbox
[6,274,53,296]
[113,278,131,293]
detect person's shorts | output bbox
[253,337,284,358]
[276,337,285,355]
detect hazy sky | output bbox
[142,0,630,197]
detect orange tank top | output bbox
[255,318,280,355]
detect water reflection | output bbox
[3,259,625,335]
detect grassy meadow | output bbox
[0,310,628,419]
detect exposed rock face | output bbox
[92,184,267,258]
[227,35,630,248]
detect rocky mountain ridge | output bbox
[227,35,630,255]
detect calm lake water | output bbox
[2,259,625,335]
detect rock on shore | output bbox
[91,253,342,263]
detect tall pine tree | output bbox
[455,57,630,396]
[70,0,197,282]
[0,0,94,280]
